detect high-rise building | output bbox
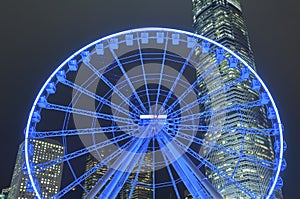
[191,0,283,198]
[82,153,152,198]
[192,0,255,69]
[82,153,108,198]
[8,139,64,199]
[0,188,10,199]
[117,172,152,199]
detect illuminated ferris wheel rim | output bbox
[24,27,284,199]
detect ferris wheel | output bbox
[23,28,286,199]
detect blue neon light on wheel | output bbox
[24,27,285,199]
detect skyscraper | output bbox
[82,153,109,198]
[8,139,64,199]
[82,153,152,199]
[191,0,283,198]
[0,188,10,199]
[117,172,152,199]
[192,0,255,69]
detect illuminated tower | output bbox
[82,154,109,198]
[117,172,152,199]
[82,153,152,198]
[192,0,255,69]
[191,0,283,198]
[8,139,64,199]
[0,188,10,199]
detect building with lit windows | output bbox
[0,188,10,199]
[7,139,64,199]
[82,153,108,198]
[117,172,152,199]
[192,0,255,69]
[82,153,152,199]
[191,0,283,198]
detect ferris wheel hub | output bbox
[139,114,167,119]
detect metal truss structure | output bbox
[23,28,286,199]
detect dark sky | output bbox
[0,0,299,198]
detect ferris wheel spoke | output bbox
[52,139,134,199]
[169,129,275,170]
[165,61,218,114]
[44,103,134,125]
[136,33,151,110]
[152,137,156,199]
[127,148,148,199]
[167,77,245,117]
[62,79,138,118]
[35,130,137,173]
[51,161,104,199]
[176,124,275,136]
[101,138,151,199]
[85,124,153,198]
[158,45,196,114]
[156,136,201,198]
[161,127,257,198]
[154,33,169,113]
[84,61,142,115]
[86,135,150,198]
[167,97,203,117]
[156,132,222,199]
[109,47,148,113]
[156,138,182,199]
[172,137,258,198]
[163,83,196,114]
[31,125,136,139]
[171,99,266,124]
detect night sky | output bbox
[0,0,299,198]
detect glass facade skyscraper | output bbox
[192,0,255,69]
[8,139,64,199]
[191,0,283,198]
[82,154,109,198]
[0,188,10,199]
[82,153,152,199]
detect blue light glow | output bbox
[24,27,284,199]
